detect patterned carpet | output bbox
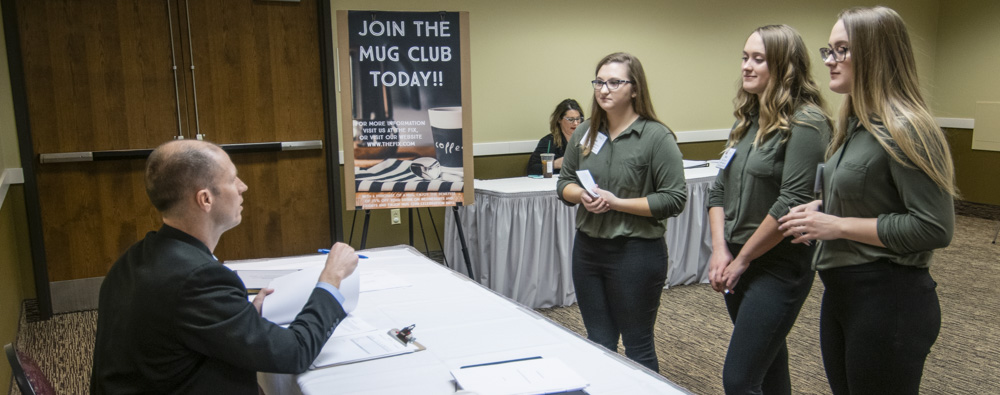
[8,214,1000,394]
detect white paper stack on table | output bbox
[224,252,421,368]
[450,357,589,395]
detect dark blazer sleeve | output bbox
[526,135,554,175]
[174,263,347,374]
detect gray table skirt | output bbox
[445,179,713,308]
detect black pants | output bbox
[572,231,668,372]
[818,260,940,395]
[722,240,814,395]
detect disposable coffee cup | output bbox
[541,153,555,178]
[428,107,463,169]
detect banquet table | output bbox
[252,246,692,395]
[444,166,718,308]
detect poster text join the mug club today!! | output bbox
[338,11,473,210]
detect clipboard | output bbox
[309,328,425,370]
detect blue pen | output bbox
[317,249,368,259]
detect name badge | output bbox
[717,148,736,169]
[579,129,608,155]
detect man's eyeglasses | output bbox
[820,45,849,63]
[563,117,584,123]
[592,79,632,91]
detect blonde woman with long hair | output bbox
[779,6,956,394]
[557,52,686,371]
[707,24,831,394]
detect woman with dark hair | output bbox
[557,52,686,371]
[707,24,830,394]
[779,6,956,393]
[527,99,584,175]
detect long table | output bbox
[252,246,691,394]
[444,167,718,308]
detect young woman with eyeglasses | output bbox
[557,52,687,371]
[527,99,584,175]
[778,6,956,393]
[706,24,831,394]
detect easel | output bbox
[348,207,475,278]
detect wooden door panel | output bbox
[35,160,159,282]
[17,0,180,152]
[16,0,332,281]
[186,0,331,261]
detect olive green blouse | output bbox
[557,118,687,240]
[707,106,831,244]
[813,117,954,270]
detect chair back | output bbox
[4,343,55,395]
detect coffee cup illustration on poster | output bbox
[339,11,470,210]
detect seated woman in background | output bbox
[527,98,584,175]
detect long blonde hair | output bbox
[583,52,668,156]
[730,25,828,148]
[832,6,957,196]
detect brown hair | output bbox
[548,98,584,149]
[583,52,668,156]
[730,24,829,148]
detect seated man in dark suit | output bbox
[90,139,357,394]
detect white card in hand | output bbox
[576,170,600,197]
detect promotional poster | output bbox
[338,11,472,210]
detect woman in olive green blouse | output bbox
[557,52,686,372]
[707,24,830,394]
[778,7,957,394]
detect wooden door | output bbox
[12,0,334,285]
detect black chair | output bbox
[4,343,55,395]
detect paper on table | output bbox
[261,266,360,325]
[575,170,600,197]
[330,316,377,338]
[360,270,412,293]
[451,358,589,395]
[682,159,709,168]
[310,330,421,369]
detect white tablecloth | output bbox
[444,167,718,308]
[255,246,691,395]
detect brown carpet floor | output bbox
[8,215,1000,394]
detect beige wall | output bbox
[932,0,1000,118]
[329,0,941,143]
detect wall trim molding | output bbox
[337,128,732,163]
[936,117,975,129]
[0,167,24,210]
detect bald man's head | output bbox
[145,140,225,214]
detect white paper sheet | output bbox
[451,358,589,395]
[576,170,600,197]
[310,330,420,369]
[261,266,360,325]
[360,270,412,293]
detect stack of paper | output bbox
[451,358,589,395]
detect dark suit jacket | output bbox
[90,225,346,395]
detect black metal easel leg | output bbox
[415,208,430,254]
[360,210,372,249]
[348,210,359,245]
[451,206,474,279]
[408,208,414,247]
[426,208,444,263]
